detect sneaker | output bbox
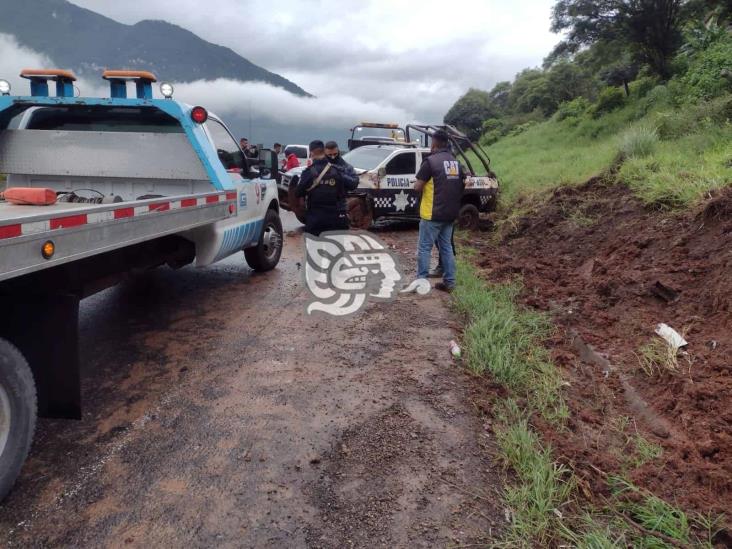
[434,282,455,293]
[427,266,444,278]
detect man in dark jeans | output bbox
[295,140,359,236]
[428,228,456,278]
[414,130,466,292]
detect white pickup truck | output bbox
[278,123,499,229]
[0,69,284,500]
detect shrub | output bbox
[480,131,502,146]
[481,118,503,133]
[554,97,591,121]
[592,87,625,117]
[619,125,659,159]
[629,76,657,99]
[680,34,732,100]
[650,95,732,139]
[634,84,674,117]
[508,121,537,137]
[480,118,504,145]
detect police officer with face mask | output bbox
[324,141,355,175]
[295,140,359,236]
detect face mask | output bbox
[325,152,339,160]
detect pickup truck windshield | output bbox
[25,106,183,133]
[341,147,393,171]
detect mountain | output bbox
[0,0,310,96]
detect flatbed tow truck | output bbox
[0,69,284,500]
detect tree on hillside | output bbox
[546,61,595,105]
[687,0,732,25]
[599,58,640,95]
[507,69,546,113]
[488,81,513,113]
[507,64,594,115]
[443,88,499,140]
[551,0,686,79]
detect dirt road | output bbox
[0,214,502,547]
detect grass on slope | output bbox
[477,93,732,207]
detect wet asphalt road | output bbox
[0,212,502,547]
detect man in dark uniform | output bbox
[296,140,359,236]
[324,141,355,176]
[414,130,466,292]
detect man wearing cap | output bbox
[295,140,359,236]
[414,129,466,292]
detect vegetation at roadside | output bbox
[449,1,732,207]
[453,256,725,547]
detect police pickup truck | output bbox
[0,69,284,500]
[277,123,498,229]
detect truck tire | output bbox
[456,203,480,230]
[245,209,283,272]
[347,196,373,230]
[0,338,36,502]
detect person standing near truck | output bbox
[240,137,258,159]
[414,130,466,292]
[325,141,357,181]
[284,152,300,171]
[295,140,359,236]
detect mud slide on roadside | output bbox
[470,180,732,521]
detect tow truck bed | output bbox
[0,190,236,282]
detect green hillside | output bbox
[487,87,731,207]
[450,4,732,208]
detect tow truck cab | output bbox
[1,70,282,268]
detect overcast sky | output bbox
[66,0,560,123]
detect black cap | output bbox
[431,129,449,144]
[309,140,325,152]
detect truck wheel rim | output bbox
[0,383,10,457]
[262,224,281,260]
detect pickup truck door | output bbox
[378,150,418,214]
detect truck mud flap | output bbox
[0,294,81,419]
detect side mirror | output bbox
[377,167,386,178]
